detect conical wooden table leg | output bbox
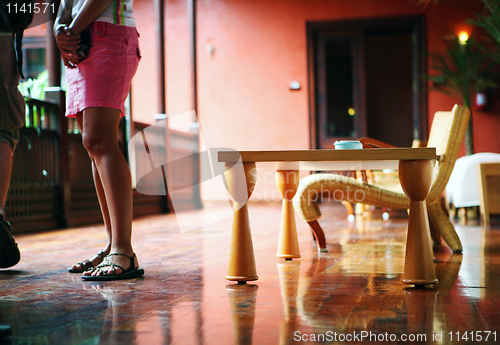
[399,160,438,286]
[225,162,259,282]
[276,170,301,259]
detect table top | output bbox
[218,147,437,171]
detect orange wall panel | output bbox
[31,0,496,200]
[132,0,158,124]
[132,0,192,124]
[129,0,499,200]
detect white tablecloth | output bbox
[446,152,500,208]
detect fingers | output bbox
[56,27,84,67]
[58,44,81,61]
[62,56,76,69]
[58,40,80,52]
[56,25,83,65]
[56,25,80,41]
[67,52,83,65]
[64,27,74,36]
[56,30,81,51]
[55,25,94,69]
[61,55,70,67]
[56,30,80,42]
[61,51,81,66]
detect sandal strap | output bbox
[107,252,135,260]
[74,250,108,270]
[94,260,125,273]
[97,250,107,260]
[91,252,137,276]
[75,260,93,270]
[96,254,127,268]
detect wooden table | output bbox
[218,148,438,286]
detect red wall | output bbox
[23,1,499,201]
[131,0,499,157]
[133,0,192,123]
[129,0,500,200]
[424,1,500,155]
[25,1,498,154]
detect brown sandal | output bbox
[67,250,107,273]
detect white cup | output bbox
[334,140,363,150]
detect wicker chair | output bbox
[292,105,470,253]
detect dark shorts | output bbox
[0,35,25,151]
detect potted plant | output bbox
[417,0,500,154]
[471,0,500,62]
[428,34,497,155]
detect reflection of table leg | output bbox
[227,284,259,344]
[277,261,301,345]
[405,288,438,335]
[399,160,438,285]
[276,170,301,259]
[225,163,259,282]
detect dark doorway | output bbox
[365,29,414,147]
[307,17,427,149]
[325,37,356,139]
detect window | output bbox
[21,36,46,80]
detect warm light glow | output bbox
[348,108,355,116]
[458,31,469,44]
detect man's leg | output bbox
[0,35,25,269]
[0,143,13,216]
[0,142,20,268]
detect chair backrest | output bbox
[426,104,470,204]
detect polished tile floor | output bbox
[1,201,500,344]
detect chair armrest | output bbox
[358,137,398,149]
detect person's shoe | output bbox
[0,324,12,338]
[0,215,21,268]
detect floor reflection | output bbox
[277,261,301,345]
[404,287,439,343]
[226,284,258,345]
[291,232,465,343]
[1,202,499,344]
[83,283,140,344]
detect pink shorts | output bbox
[65,21,141,118]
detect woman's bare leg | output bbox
[77,107,138,276]
[70,113,112,270]
[91,158,113,245]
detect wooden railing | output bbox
[6,98,61,231]
[132,122,201,215]
[132,121,168,217]
[167,128,202,211]
[6,97,201,233]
